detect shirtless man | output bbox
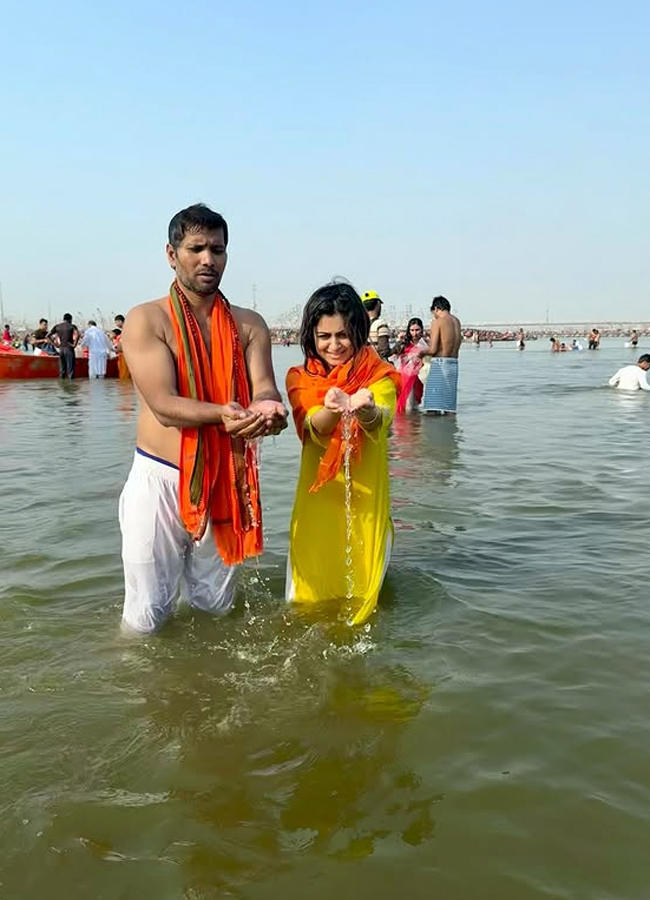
[418,295,462,414]
[120,203,287,633]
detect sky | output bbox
[0,0,648,327]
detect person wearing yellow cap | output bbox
[362,291,391,360]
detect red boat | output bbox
[0,346,119,379]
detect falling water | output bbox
[341,410,355,601]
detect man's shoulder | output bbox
[230,303,267,328]
[229,304,270,342]
[127,298,170,325]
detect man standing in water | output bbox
[608,354,650,391]
[419,295,462,414]
[362,291,392,360]
[120,204,288,633]
[48,313,79,379]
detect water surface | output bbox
[1,339,649,899]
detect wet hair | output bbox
[431,295,451,312]
[88,319,97,327]
[299,281,370,369]
[168,203,229,249]
[404,317,424,348]
[63,313,73,323]
[638,354,650,365]
[362,297,382,313]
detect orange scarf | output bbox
[169,282,262,564]
[286,346,401,492]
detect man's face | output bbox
[166,227,228,296]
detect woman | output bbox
[395,317,428,413]
[285,282,401,625]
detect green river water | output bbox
[1,339,649,899]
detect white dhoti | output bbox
[89,351,108,378]
[119,450,239,633]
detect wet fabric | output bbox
[168,282,262,565]
[285,369,398,625]
[422,357,459,413]
[119,451,238,633]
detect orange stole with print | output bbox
[168,282,262,564]
[286,346,401,492]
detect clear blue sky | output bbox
[1,0,648,326]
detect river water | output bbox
[1,339,649,899]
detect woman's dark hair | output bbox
[168,203,229,248]
[299,281,369,369]
[404,317,424,349]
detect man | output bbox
[112,314,130,379]
[120,203,288,633]
[588,328,600,350]
[608,354,650,391]
[49,313,79,378]
[31,318,56,354]
[630,329,639,348]
[418,295,462,414]
[362,291,391,360]
[80,320,113,378]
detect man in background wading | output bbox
[419,295,462,414]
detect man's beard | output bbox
[177,270,220,296]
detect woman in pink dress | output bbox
[396,317,428,413]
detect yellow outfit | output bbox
[286,376,397,624]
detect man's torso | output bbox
[135,295,251,465]
[53,322,77,348]
[436,314,462,358]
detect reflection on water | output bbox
[2,342,650,898]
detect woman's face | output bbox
[409,322,423,341]
[314,314,354,368]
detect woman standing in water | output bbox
[285,282,401,625]
[395,316,428,413]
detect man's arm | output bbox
[638,371,650,391]
[241,309,283,403]
[72,328,79,348]
[608,369,621,387]
[427,319,441,357]
[240,309,288,433]
[376,324,391,360]
[123,304,251,429]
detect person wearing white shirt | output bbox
[608,354,650,391]
[80,320,114,378]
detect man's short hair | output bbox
[431,295,451,312]
[168,203,229,248]
[114,314,125,324]
[63,313,73,323]
[638,354,650,365]
[88,320,97,327]
[39,318,47,326]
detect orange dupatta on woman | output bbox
[169,282,262,565]
[286,346,401,492]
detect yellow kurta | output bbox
[286,376,397,624]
